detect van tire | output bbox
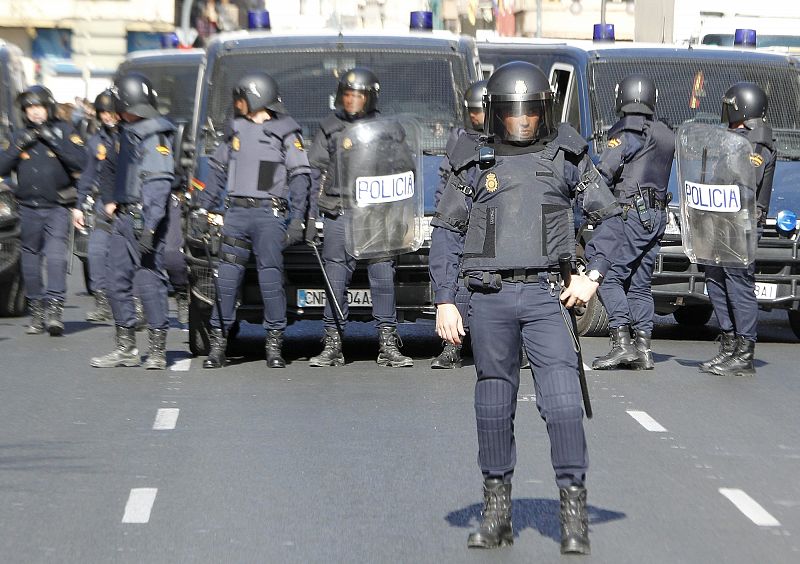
[673,305,713,327]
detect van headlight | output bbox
[775,209,798,236]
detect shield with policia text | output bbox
[336,115,424,260]
[676,122,757,267]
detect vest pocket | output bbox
[464,205,496,258]
[541,204,575,263]
[257,161,279,192]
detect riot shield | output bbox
[335,116,424,259]
[676,122,757,267]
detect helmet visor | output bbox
[487,99,554,142]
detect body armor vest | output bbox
[612,116,675,202]
[115,117,175,204]
[741,122,776,212]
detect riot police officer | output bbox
[307,67,412,368]
[589,74,675,371]
[431,79,486,369]
[198,72,312,369]
[0,85,86,336]
[700,82,775,377]
[90,73,177,370]
[74,89,119,322]
[430,61,620,554]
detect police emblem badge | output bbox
[156,145,171,156]
[485,172,499,192]
[231,136,240,151]
[749,153,764,167]
[96,144,107,161]
[342,138,353,150]
[70,134,84,146]
[293,138,305,151]
[607,137,622,148]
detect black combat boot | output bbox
[265,330,286,368]
[431,341,462,369]
[142,328,168,370]
[90,326,140,368]
[133,297,147,331]
[86,290,112,322]
[591,325,639,370]
[560,485,590,555]
[377,326,413,367]
[708,336,756,377]
[467,478,513,549]
[25,299,45,335]
[203,328,227,369]
[698,331,736,373]
[175,290,189,325]
[45,299,65,336]
[630,329,655,370]
[309,327,345,367]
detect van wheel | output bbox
[0,269,26,317]
[788,310,800,340]
[188,295,212,356]
[673,305,713,326]
[576,292,609,337]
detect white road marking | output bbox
[170,358,191,371]
[719,488,781,527]
[122,488,157,523]
[583,363,592,372]
[152,408,179,430]
[626,410,668,432]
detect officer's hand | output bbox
[304,218,318,245]
[285,218,304,246]
[104,202,117,217]
[436,303,466,346]
[37,124,58,146]
[15,129,38,151]
[560,273,599,309]
[138,229,156,254]
[71,208,85,229]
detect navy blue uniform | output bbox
[430,124,616,488]
[107,117,176,330]
[309,111,397,329]
[588,115,675,335]
[197,115,311,332]
[704,124,776,342]
[77,127,118,295]
[0,121,86,302]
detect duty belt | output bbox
[226,196,288,213]
[497,268,557,283]
[116,203,143,215]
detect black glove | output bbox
[37,124,59,146]
[285,218,304,246]
[14,129,38,151]
[304,218,318,244]
[138,229,156,254]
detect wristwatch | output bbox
[587,269,604,284]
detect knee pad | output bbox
[475,378,517,426]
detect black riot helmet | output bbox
[94,89,116,114]
[721,82,768,127]
[334,67,380,119]
[113,72,160,119]
[614,74,657,116]
[484,61,555,143]
[232,72,287,115]
[464,79,488,130]
[17,85,57,123]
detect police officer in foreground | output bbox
[74,89,119,322]
[589,74,675,371]
[199,72,312,369]
[307,67,412,368]
[700,82,775,377]
[430,79,486,370]
[430,61,620,554]
[90,73,176,370]
[0,85,86,336]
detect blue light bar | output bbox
[248,10,271,31]
[734,28,757,48]
[410,11,433,31]
[160,32,179,49]
[593,23,615,42]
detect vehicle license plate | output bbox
[297,289,372,307]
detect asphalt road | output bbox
[1,272,798,563]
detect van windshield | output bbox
[201,48,466,155]
[588,57,800,159]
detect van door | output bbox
[549,63,580,131]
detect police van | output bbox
[0,40,28,316]
[478,37,800,338]
[183,26,480,354]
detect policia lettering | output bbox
[196,71,313,370]
[429,61,620,555]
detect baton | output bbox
[67,221,76,275]
[308,240,345,332]
[202,235,227,339]
[558,253,593,419]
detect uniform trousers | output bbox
[19,204,69,302]
[164,193,188,290]
[705,262,758,341]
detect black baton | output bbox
[558,253,593,419]
[202,235,227,339]
[308,240,345,332]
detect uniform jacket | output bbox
[77,125,118,208]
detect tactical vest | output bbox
[461,147,575,272]
[226,116,300,199]
[115,117,175,204]
[612,116,675,202]
[741,122,776,212]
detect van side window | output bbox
[550,64,580,131]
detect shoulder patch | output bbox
[156,145,171,156]
[70,134,84,146]
[342,137,353,150]
[607,137,622,149]
[96,143,107,161]
[749,153,764,167]
[231,136,240,152]
[484,172,499,193]
[293,137,305,151]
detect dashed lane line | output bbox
[152,408,179,430]
[626,410,668,432]
[122,488,158,524]
[719,488,781,527]
[170,358,192,371]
